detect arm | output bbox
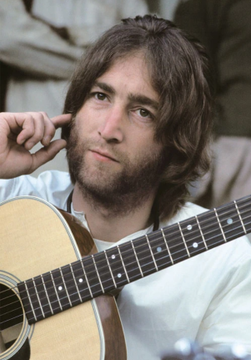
[0,0,83,79]
[0,112,71,178]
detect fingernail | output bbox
[43,135,52,145]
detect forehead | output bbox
[95,54,159,103]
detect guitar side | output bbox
[0,196,126,360]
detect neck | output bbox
[72,184,155,242]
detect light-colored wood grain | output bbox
[0,197,103,360]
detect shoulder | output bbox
[160,201,208,227]
[0,170,73,209]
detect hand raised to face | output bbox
[0,112,72,178]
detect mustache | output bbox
[68,137,128,163]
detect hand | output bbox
[0,112,72,178]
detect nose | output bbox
[98,106,124,143]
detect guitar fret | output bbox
[42,273,61,315]
[50,270,63,311]
[106,247,127,287]
[162,224,190,264]
[80,259,94,298]
[32,275,52,319]
[195,215,208,250]
[238,197,251,233]
[148,231,172,270]
[61,265,80,305]
[24,280,37,322]
[41,274,54,315]
[178,223,190,257]
[118,242,142,282]
[145,234,158,271]
[234,200,247,234]
[59,267,72,307]
[131,241,144,277]
[179,218,207,256]
[83,256,103,297]
[214,208,227,242]
[197,210,225,249]
[60,264,81,307]
[71,260,93,301]
[26,278,45,321]
[134,236,158,276]
[69,263,82,302]
[32,277,45,319]
[104,250,117,288]
[91,255,105,293]
[51,267,73,310]
[94,252,116,291]
[117,246,130,283]
[161,228,174,264]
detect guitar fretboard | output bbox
[18,195,251,324]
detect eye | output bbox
[137,108,153,120]
[94,92,107,101]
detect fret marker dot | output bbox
[117,273,122,278]
[111,254,116,260]
[187,224,192,231]
[58,286,63,291]
[192,242,198,248]
[227,218,233,225]
[79,278,83,283]
[157,246,162,252]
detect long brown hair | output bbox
[62,14,213,221]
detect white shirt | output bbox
[1,170,251,359]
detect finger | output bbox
[17,112,55,150]
[29,139,67,172]
[36,112,57,147]
[15,113,37,146]
[51,113,72,129]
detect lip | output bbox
[90,148,118,162]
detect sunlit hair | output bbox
[62,14,213,221]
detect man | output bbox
[0,15,251,359]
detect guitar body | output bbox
[0,196,126,360]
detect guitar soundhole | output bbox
[0,283,23,353]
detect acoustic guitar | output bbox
[0,194,251,359]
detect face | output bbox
[67,54,166,214]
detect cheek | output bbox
[76,108,101,135]
[132,131,162,155]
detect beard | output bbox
[67,126,166,217]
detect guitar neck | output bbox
[18,195,251,324]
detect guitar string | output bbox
[0,220,248,328]
[1,198,248,303]
[0,221,249,327]
[1,198,250,312]
[1,198,250,311]
[1,200,251,326]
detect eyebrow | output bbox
[93,81,159,111]
[93,81,115,95]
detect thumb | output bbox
[29,139,67,172]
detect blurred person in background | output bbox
[174,0,251,208]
